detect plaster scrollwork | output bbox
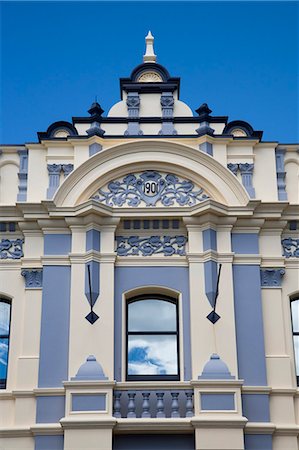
[160,94,174,108]
[0,239,24,259]
[92,171,209,207]
[260,268,285,287]
[21,269,43,288]
[126,95,140,108]
[227,163,239,176]
[282,237,299,258]
[116,235,187,256]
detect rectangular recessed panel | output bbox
[201,393,235,410]
[72,393,106,412]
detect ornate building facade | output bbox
[0,33,299,450]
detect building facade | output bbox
[0,33,299,450]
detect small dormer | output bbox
[108,31,192,124]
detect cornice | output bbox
[33,388,65,396]
[115,418,193,432]
[273,424,299,436]
[37,219,69,231]
[22,257,42,269]
[30,424,63,436]
[269,388,298,396]
[0,260,22,270]
[191,380,243,388]
[115,380,192,390]
[260,257,285,267]
[253,202,289,218]
[63,380,115,389]
[115,256,188,267]
[241,386,271,394]
[41,256,70,265]
[285,259,299,269]
[233,255,262,265]
[0,427,32,438]
[60,418,116,430]
[277,144,299,152]
[47,200,113,218]
[244,422,276,434]
[69,252,116,264]
[191,417,247,429]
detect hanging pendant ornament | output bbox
[207,264,222,324]
[85,263,99,324]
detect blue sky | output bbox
[1,1,298,144]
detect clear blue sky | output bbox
[1,1,298,144]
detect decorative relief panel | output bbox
[0,239,24,259]
[92,171,209,207]
[138,72,163,83]
[21,269,43,288]
[282,238,299,258]
[116,235,187,256]
[260,268,285,287]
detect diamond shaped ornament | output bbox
[85,311,99,324]
[207,310,221,324]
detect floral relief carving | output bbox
[0,239,24,259]
[92,171,209,207]
[116,235,187,256]
[282,237,299,258]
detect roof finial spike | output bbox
[143,30,157,63]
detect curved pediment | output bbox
[54,140,249,208]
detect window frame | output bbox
[126,294,180,382]
[0,298,12,389]
[290,297,299,386]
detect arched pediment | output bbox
[54,140,249,208]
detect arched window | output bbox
[0,299,11,389]
[291,298,299,385]
[126,295,180,381]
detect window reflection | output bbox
[128,335,178,375]
[291,300,299,332]
[127,296,179,380]
[293,336,299,376]
[291,299,299,384]
[0,300,11,389]
[128,299,176,332]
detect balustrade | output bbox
[113,389,194,419]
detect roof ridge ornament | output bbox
[143,30,157,63]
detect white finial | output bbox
[143,30,157,63]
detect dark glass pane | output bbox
[0,337,9,380]
[128,334,178,375]
[291,300,299,332]
[128,299,176,332]
[293,336,299,376]
[0,302,10,336]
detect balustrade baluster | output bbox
[141,392,151,418]
[170,392,180,418]
[185,391,194,417]
[156,392,165,418]
[113,391,122,418]
[127,391,136,418]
